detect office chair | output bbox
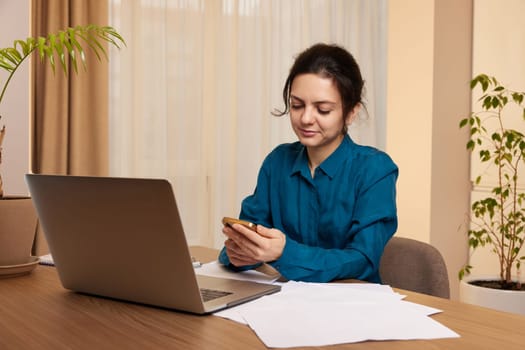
[379,236,450,299]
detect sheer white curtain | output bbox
[108,0,387,248]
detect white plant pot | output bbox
[459,275,525,315]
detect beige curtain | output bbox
[30,0,109,255]
[109,0,388,249]
[31,0,109,176]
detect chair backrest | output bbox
[379,236,450,299]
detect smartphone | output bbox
[222,217,257,231]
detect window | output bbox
[109,0,387,247]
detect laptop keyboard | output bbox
[200,288,232,302]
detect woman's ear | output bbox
[345,103,361,126]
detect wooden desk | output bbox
[1,246,525,349]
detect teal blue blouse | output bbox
[219,135,398,283]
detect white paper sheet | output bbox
[241,300,458,347]
[214,281,459,347]
[215,281,404,324]
[39,254,54,266]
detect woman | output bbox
[219,43,398,283]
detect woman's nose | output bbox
[300,106,315,123]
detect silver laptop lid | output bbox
[26,174,207,312]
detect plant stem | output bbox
[495,108,508,282]
[0,48,35,106]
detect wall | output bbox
[0,0,30,196]
[386,0,472,299]
[469,0,525,276]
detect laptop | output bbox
[25,174,280,314]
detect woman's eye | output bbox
[291,105,303,110]
[318,109,330,115]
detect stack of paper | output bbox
[197,263,459,348]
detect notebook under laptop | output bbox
[25,174,280,314]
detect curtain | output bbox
[30,0,109,255]
[31,0,109,176]
[109,0,388,248]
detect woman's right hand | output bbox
[222,223,286,266]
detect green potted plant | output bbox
[459,73,525,314]
[0,25,124,274]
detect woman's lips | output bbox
[299,129,317,137]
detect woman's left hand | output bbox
[222,223,286,265]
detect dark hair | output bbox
[273,43,364,120]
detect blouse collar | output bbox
[291,134,354,180]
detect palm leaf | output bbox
[0,24,125,105]
[0,24,125,198]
